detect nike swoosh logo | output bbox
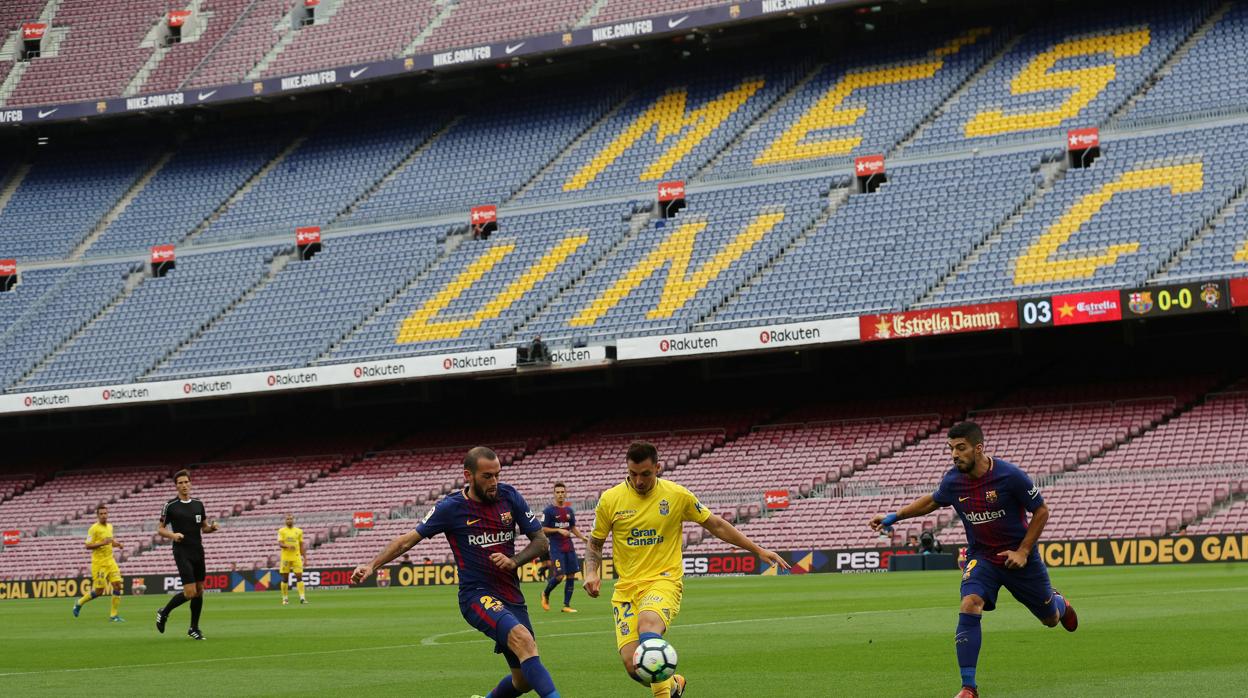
[38,109,57,118]
[349,67,368,79]
[466,519,480,525]
[958,497,970,502]
[505,42,524,55]
[668,15,689,28]
[197,90,217,101]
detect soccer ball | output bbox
[632,638,678,684]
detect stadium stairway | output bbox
[1151,175,1248,281]
[1106,2,1236,127]
[499,207,655,349]
[329,115,465,228]
[889,32,1024,156]
[68,150,178,260]
[178,123,317,247]
[7,265,145,390]
[503,91,640,207]
[699,184,851,329]
[916,154,1071,307]
[141,248,296,379]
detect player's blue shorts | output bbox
[460,593,534,668]
[550,548,579,577]
[960,553,1058,621]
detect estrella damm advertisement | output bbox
[1037,534,1248,567]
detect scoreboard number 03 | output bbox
[1021,299,1052,326]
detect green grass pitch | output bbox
[1,564,1245,696]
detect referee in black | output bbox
[156,469,218,639]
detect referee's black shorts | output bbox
[173,545,206,584]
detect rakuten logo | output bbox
[468,530,514,548]
[550,348,592,363]
[759,327,820,344]
[102,387,150,401]
[182,380,232,395]
[963,509,1006,525]
[266,373,318,387]
[658,337,718,353]
[442,355,498,371]
[353,364,406,379]
[23,394,70,407]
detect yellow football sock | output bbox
[281,582,288,599]
[77,590,95,606]
[650,678,672,697]
[296,581,306,598]
[110,594,121,617]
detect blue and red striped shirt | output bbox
[416,483,541,605]
[543,504,576,554]
[932,457,1044,566]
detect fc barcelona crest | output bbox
[985,490,997,504]
[1128,291,1152,314]
[659,499,669,516]
[501,511,513,525]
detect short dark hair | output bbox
[174,469,191,483]
[463,446,498,473]
[947,422,985,446]
[553,482,566,490]
[96,504,108,513]
[626,441,659,466]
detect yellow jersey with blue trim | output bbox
[591,478,711,588]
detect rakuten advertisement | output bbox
[617,318,857,360]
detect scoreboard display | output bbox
[1019,280,1233,329]
[1121,280,1229,319]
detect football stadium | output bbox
[1,0,1247,695]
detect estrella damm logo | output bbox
[962,559,978,581]
[479,595,503,612]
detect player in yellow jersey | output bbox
[583,441,790,698]
[278,513,308,605]
[73,504,125,622]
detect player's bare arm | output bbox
[157,521,183,543]
[999,503,1049,569]
[569,525,587,542]
[351,529,424,583]
[698,514,792,569]
[869,493,940,531]
[200,520,219,534]
[493,530,549,571]
[582,535,606,597]
[542,525,571,537]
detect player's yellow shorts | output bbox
[611,579,683,650]
[279,557,303,575]
[91,560,122,589]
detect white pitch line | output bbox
[2,584,1244,678]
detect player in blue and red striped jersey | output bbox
[351,446,560,698]
[869,422,1078,698]
[540,482,587,613]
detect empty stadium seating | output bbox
[325,204,633,360]
[713,152,1041,323]
[147,225,447,379]
[515,180,828,344]
[1125,2,1248,123]
[935,125,1248,303]
[905,3,1215,152]
[19,247,280,390]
